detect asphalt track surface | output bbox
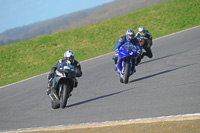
[0,26,200,132]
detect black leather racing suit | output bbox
[135,30,153,58]
[49,59,82,78]
[46,59,82,95]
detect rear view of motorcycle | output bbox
[116,42,138,84]
[49,62,76,109]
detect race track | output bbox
[0,26,200,132]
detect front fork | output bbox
[59,84,63,98]
[121,59,135,75]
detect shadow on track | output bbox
[67,87,138,108]
[130,64,195,83]
[140,50,187,65]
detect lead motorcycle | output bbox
[49,62,76,109]
[116,42,138,84]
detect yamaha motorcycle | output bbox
[49,62,76,109]
[116,42,138,84]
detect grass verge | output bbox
[7,116,200,133]
[0,0,200,87]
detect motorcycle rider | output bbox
[46,50,82,95]
[113,29,142,70]
[135,26,153,59]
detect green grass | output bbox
[0,0,200,87]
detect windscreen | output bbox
[124,42,134,53]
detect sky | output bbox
[0,0,114,33]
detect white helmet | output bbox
[64,50,74,64]
[138,26,146,36]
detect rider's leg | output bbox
[136,54,141,66]
[113,54,118,71]
[46,73,53,95]
[145,47,153,58]
[74,78,78,88]
[46,67,56,95]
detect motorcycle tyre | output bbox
[60,84,70,109]
[123,63,130,84]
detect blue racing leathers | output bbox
[115,35,142,54]
[113,35,142,66]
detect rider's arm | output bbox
[135,32,140,39]
[48,59,64,79]
[50,59,62,73]
[115,39,124,51]
[146,30,152,39]
[55,59,64,66]
[74,61,82,77]
[115,41,121,51]
[145,31,153,47]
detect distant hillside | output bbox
[0,7,99,46]
[0,0,168,46]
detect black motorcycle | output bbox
[138,37,152,49]
[49,62,76,109]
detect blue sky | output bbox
[0,0,114,33]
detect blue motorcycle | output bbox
[116,42,138,84]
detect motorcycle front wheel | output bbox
[123,63,130,84]
[60,83,70,108]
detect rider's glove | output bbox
[47,72,54,80]
[64,66,71,73]
[115,49,119,55]
[137,50,141,55]
[59,59,62,63]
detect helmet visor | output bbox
[140,31,146,36]
[128,35,134,39]
[67,56,74,62]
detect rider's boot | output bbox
[113,54,118,71]
[114,64,117,71]
[136,55,142,66]
[74,78,78,88]
[46,78,53,95]
[141,52,146,59]
[46,83,51,95]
